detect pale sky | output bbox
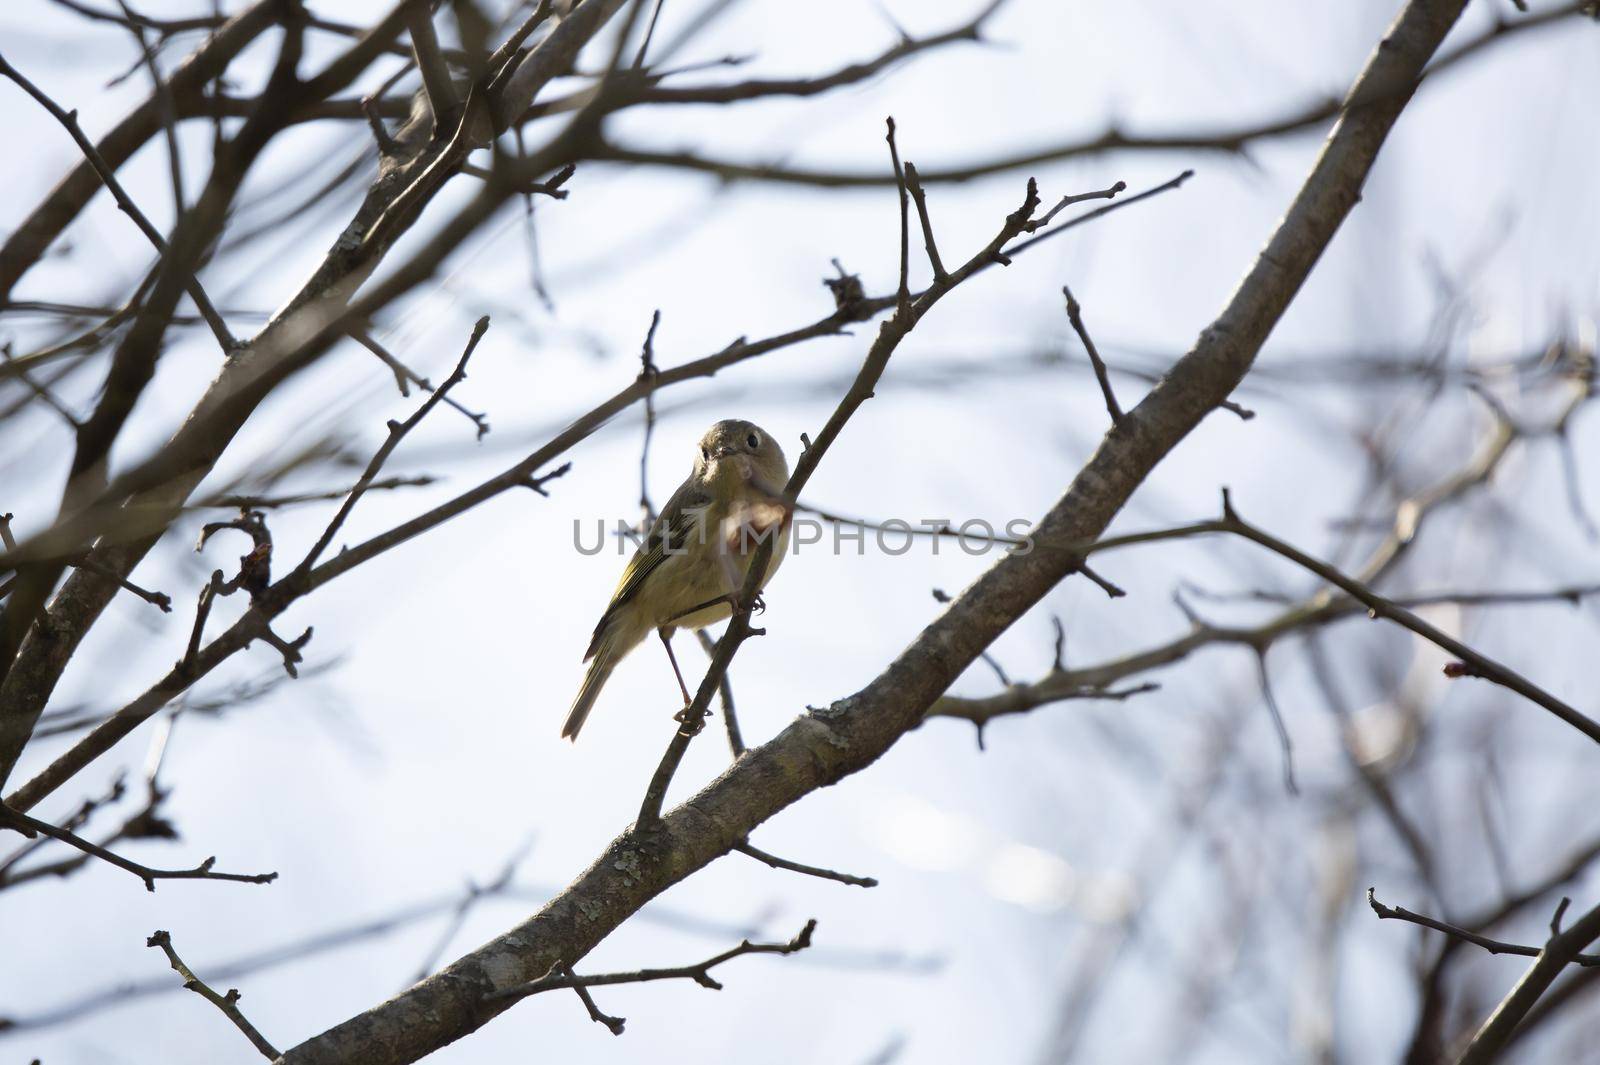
[2,1,1598,1062]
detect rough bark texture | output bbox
[274,1,1469,1061]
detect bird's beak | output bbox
[710,444,739,460]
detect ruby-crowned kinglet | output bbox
[563,419,790,740]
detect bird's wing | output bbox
[585,479,710,658]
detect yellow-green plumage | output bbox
[563,420,790,740]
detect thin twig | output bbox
[349,328,491,436]
[407,6,458,126]
[902,162,947,281]
[558,961,626,1034]
[209,476,437,511]
[734,840,877,887]
[638,309,662,515]
[67,552,172,611]
[1253,648,1297,796]
[409,833,537,984]
[0,803,276,892]
[1368,888,1600,966]
[147,930,280,1059]
[693,628,743,756]
[1034,181,1125,227]
[484,0,557,101]
[1213,488,1600,746]
[1061,284,1123,425]
[1,343,81,426]
[114,0,185,215]
[632,0,668,68]
[885,117,911,316]
[1004,170,1194,259]
[490,920,818,1012]
[299,317,490,572]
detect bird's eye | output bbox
[746,431,760,450]
[701,446,709,461]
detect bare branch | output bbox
[299,316,490,573]
[885,118,911,316]
[1061,284,1124,425]
[590,3,1585,187]
[692,629,743,757]
[734,840,878,888]
[209,476,438,511]
[0,803,276,892]
[902,162,948,281]
[66,552,171,612]
[407,7,458,125]
[1035,181,1125,227]
[147,929,280,1059]
[1454,899,1600,1064]
[490,920,818,1011]
[637,309,663,515]
[1214,488,1600,745]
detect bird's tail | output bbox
[562,652,615,741]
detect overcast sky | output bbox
[2,1,1598,1062]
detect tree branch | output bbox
[589,2,1585,187]
[146,929,280,1059]
[0,802,276,892]
[1456,900,1600,1064]
[1368,888,1600,968]
[1061,283,1123,425]
[734,840,877,888]
[406,6,458,126]
[489,920,818,1016]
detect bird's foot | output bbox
[673,706,710,734]
[724,590,767,615]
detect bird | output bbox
[564,419,791,741]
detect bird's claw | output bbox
[673,706,710,734]
[725,590,767,615]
